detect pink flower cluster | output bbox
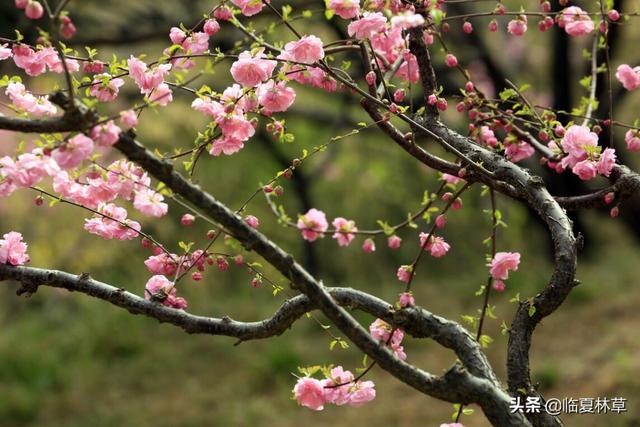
[5,82,57,117]
[144,275,188,309]
[505,140,535,163]
[489,252,520,292]
[293,366,376,411]
[369,318,407,360]
[0,148,60,197]
[557,7,594,36]
[231,0,269,16]
[0,231,30,266]
[328,0,360,19]
[551,125,616,180]
[127,56,173,105]
[616,64,640,91]
[90,74,125,102]
[84,203,141,240]
[12,45,79,77]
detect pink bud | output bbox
[15,0,28,9]
[435,214,447,229]
[203,19,220,36]
[207,229,216,239]
[538,130,549,142]
[463,22,473,34]
[274,185,284,197]
[234,254,244,265]
[541,1,551,12]
[263,184,273,193]
[393,89,405,103]
[141,237,152,249]
[181,213,196,226]
[610,206,619,217]
[251,277,262,288]
[456,102,465,112]
[599,21,607,33]
[365,71,376,86]
[25,1,44,19]
[217,256,229,271]
[61,21,76,39]
[493,280,505,292]
[607,9,620,22]
[442,22,450,33]
[554,125,565,137]
[604,192,615,204]
[390,103,399,113]
[489,19,498,32]
[452,198,463,210]
[152,246,163,255]
[214,6,232,20]
[34,196,44,206]
[494,4,506,14]
[362,238,376,254]
[428,94,437,106]
[458,168,467,178]
[465,81,474,92]
[399,292,415,308]
[437,98,448,111]
[388,235,402,249]
[441,192,453,202]
[192,272,203,281]
[245,215,260,229]
[445,53,458,68]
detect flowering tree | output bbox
[1,0,639,425]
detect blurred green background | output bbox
[1,1,639,426]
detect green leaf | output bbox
[479,334,494,348]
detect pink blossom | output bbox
[507,16,528,36]
[144,275,188,309]
[293,377,326,411]
[91,121,121,147]
[0,44,12,61]
[559,7,594,36]
[399,292,415,307]
[572,159,597,180]
[393,89,405,103]
[0,231,30,266]
[84,203,141,240]
[463,22,473,34]
[615,64,640,91]
[134,189,168,217]
[348,12,387,39]
[362,238,376,253]
[144,253,180,276]
[388,235,402,249]
[181,214,196,226]
[625,129,640,151]
[435,214,447,229]
[52,134,94,169]
[90,75,124,102]
[12,45,45,76]
[230,49,277,87]
[479,126,498,147]
[192,97,224,119]
[420,233,450,257]
[244,215,260,229]
[25,1,44,20]
[214,6,233,20]
[596,148,616,177]
[396,265,412,283]
[347,381,376,406]
[210,136,245,156]
[397,52,419,83]
[322,366,355,405]
[257,80,296,113]
[231,0,269,16]
[328,0,360,19]
[560,125,598,167]
[127,56,171,95]
[489,252,520,280]
[297,208,328,241]
[442,173,462,185]
[282,35,325,64]
[332,217,357,247]
[218,113,255,141]
[204,19,220,36]
[120,110,139,128]
[390,12,425,30]
[505,141,535,162]
[148,83,173,106]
